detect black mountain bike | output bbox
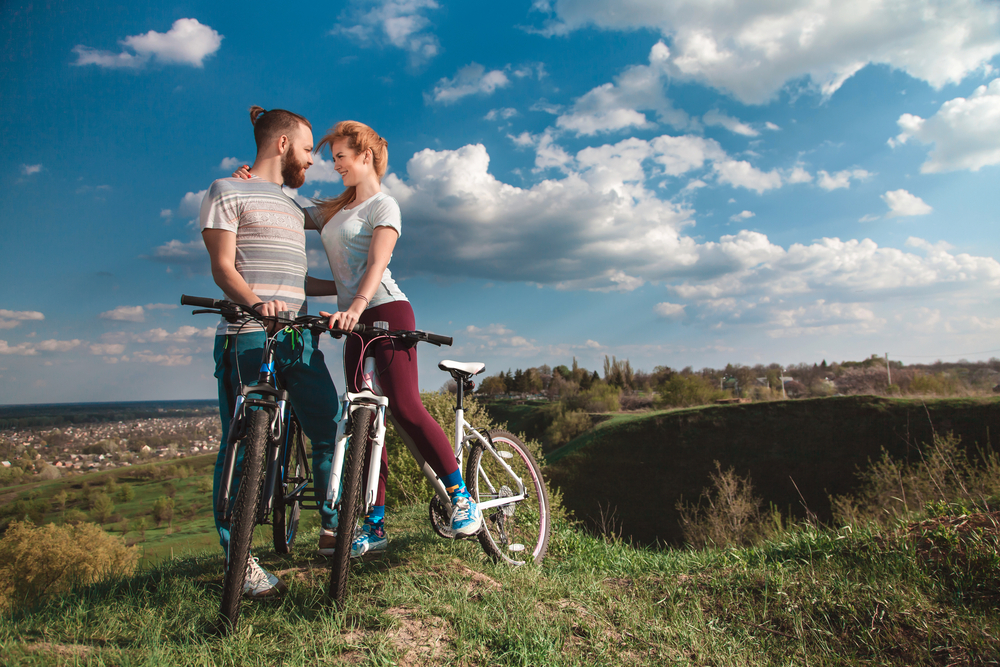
[181,295,359,632]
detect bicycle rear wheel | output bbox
[218,408,269,632]
[327,407,372,607]
[272,415,306,554]
[466,430,550,566]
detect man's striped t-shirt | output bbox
[199,176,321,335]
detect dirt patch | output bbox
[20,641,94,659]
[415,558,502,598]
[384,606,454,666]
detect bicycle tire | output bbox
[218,408,270,632]
[328,407,372,607]
[272,416,305,554]
[466,429,551,566]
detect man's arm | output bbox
[202,229,288,318]
[306,276,337,297]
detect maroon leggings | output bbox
[344,300,458,506]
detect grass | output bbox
[2,503,999,666]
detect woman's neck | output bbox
[348,178,381,208]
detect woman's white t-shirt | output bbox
[318,192,408,312]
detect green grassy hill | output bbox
[544,396,1000,546]
[3,503,999,666]
[0,454,221,563]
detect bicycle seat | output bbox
[438,360,485,378]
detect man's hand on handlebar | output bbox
[253,299,289,334]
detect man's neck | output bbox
[248,157,283,185]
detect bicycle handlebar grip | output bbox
[181,295,218,308]
[426,333,453,346]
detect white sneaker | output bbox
[450,496,483,537]
[243,556,287,599]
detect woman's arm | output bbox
[306,276,338,297]
[323,226,398,331]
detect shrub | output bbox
[0,521,138,610]
[656,374,726,408]
[831,432,1000,527]
[544,407,592,447]
[676,462,778,548]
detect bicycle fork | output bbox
[326,391,389,517]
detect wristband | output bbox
[250,302,265,313]
[353,294,370,306]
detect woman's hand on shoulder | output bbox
[232,165,251,179]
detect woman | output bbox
[245,121,482,558]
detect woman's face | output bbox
[331,137,372,188]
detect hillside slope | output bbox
[544,396,1000,545]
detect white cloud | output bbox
[816,168,872,190]
[148,239,207,267]
[73,18,222,69]
[768,300,884,338]
[376,140,999,342]
[882,189,933,218]
[713,159,782,193]
[703,109,758,136]
[21,164,42,176]
[0,310,44,322]
[730,210,755,222]
[90,343,126,356]
[485,108,519,121]
[531,0,1000,103]
[102,326,215,344]
[179,189,207,217]
[130,351,193,366]
[305,156,341,183]
[655,302,686,318]
[785,166,813,184]
[160,209,173,219]
[219,157,242,171]
[0,340,37,355]
[555,41,689,135]
[331,0,441,66]
[429,63,511,104]
[100,306,145,322]
[890,78,1000,173]
[765,122,781,131]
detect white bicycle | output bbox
[325,322,551,607]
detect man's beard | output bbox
[281,149,307,188]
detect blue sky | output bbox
[2,0,999,404]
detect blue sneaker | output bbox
[450,496,483,537]
[350,522,387,559]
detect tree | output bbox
[152,496,174,527]
[478,375,508,396]
[116,484,134,503]
[53,490,68,512]
[90,493,115,525]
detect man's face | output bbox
[280,124,314,189]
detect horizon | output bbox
[2,1,999,405]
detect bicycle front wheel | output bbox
[272,415,305,554]
[328,407,372,607]
[466,430,551,566]
[218,408,269,632]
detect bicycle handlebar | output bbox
[179,295,453,346]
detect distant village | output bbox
[1,416,221,482]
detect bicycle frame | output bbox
[325,352,530,524]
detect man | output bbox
[200,106,340,598]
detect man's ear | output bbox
[276,134,290,155]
